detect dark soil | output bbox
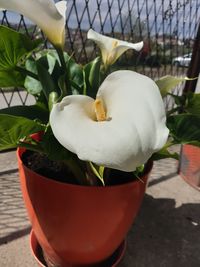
[22,150,150,186]
[22,150,78,185]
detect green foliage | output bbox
[89,162,105,186]
[0,105,49,124]
[0,114,44,151]
[41,49,84,95]
[83,57,101,98]
[39,127,71,161]
[151,146,179,161]
[36,59,60,109]
[168,92,200,116]
[0,26,41,88]
[24,59,43,94]
[185,92,200,116]
[155,76,185,97]
[167,114,200,147]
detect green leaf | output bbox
[0,69,25,87]
[151,147,179,161]
[0,105,49,124]
[83,57,101,98]
[89,162,105,186]
[35,49,84,96]
[36,59,60,109]
[155,75,185,97]
[168,93,186,107]
[167,114,200,146]
[0,26,41,88]
[68,57,83,94]
[0,114,44,151]
[168,92,200,116]
[24,59,43,95]
[48,49,83,94]
[40,127,71,161]
[185,93,200,116]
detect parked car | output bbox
[172,53,192,67]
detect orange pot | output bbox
[17,143,152,266]
[179,144,200,191]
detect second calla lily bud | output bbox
[50,70,169,172]
[0,0,67,48]
[87,29,143,66]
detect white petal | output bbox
[50,70,169,172]
[87,29,143,65]
[0,0,67,47]
[110,41,143,64]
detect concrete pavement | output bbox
[0,149,200,267]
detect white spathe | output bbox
[0,0,67,48]
[50,70,169,172]
[87,29,143,66]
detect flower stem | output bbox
[56,47,72,96]
[63,157,91,186]
[15,66,39,81]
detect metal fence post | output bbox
[183,23,200,93]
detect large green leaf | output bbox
[167,114,200,146]
[24,59,43,95]
[0,114,45,151]
[155,75,185,97]
[40,127,71,161]
[186,93,200,116]
[36,59,60,109]
[0,69,25,87]
[0,26,41,88]
[25,52,63,99]
[0,105,49,124]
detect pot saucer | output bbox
[30,230,126,267]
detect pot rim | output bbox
[17,146,153,190]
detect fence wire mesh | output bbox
[0,0,199,109]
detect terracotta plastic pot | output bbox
[17,135,152,266]
[179,144,200,191]
[30,230,126,267]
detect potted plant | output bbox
[178,83,200,192]
[0,1,199,266]
[156,76,200,191]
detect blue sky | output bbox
[0,0,199,39]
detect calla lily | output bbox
[87,29,143,66]
[50,70,169,172]
[0,0,67,48]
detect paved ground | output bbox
[0,148,200,267]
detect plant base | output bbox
[30,230,126,267]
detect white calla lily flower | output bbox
[0,0,67,48]
[87,29,143,66]
[50,70,169,172]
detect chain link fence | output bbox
[0,0,199,108]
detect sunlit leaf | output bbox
[155,75,185,97]
[0,114,44,151]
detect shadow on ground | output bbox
[0,226,31,246]
[120,194,200,267]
